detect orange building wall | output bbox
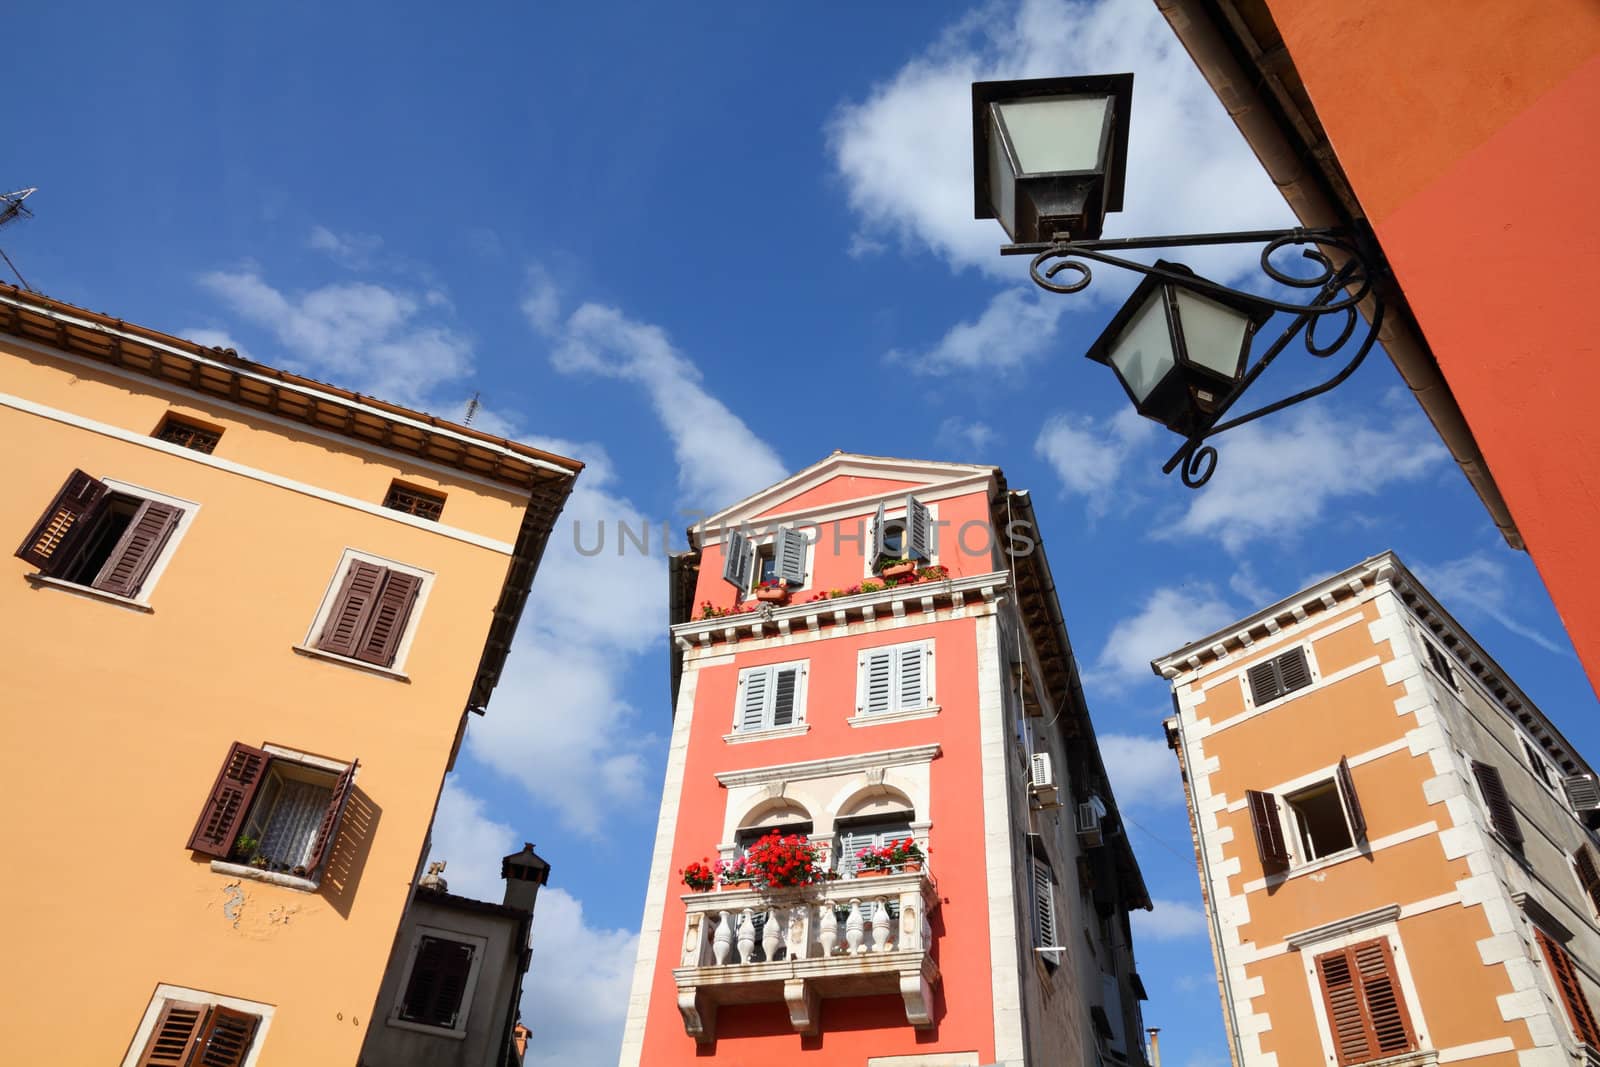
[0,342,529,1065]
[1263,0,1600,692]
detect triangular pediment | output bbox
[698,452,998,535]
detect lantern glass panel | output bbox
[996,95,1110,174]
[1173,288,1255,380]
[1107,291,1176,404]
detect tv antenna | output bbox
[0,188,37,291]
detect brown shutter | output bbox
[1278,647,1312,693]
[317,560,386,657]
[1245,660,1282,705]
[305,758,359,877]
[1337,756,1368,843]
[1247,789,1289,869]
[136,1000,208,1067]
[1353,938,1416,1057]
[1471,760,1524,846]
[187,743,269,858]
[192,1005,260,1067]
[1577,846,1600,916]
[355,570,421,666]
[403,935,476,1027]
[1316,948,1372,1065]
[1538,928,1600,1047]
[15,469,107,573]
[92,500,182,597]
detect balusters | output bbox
[845,899,865,954]
[871,898,892,952]
[762,907,782,962]
[737,908,756,964]
[786,906,808,961]
[713,910,733,966]
[818,903,838,956]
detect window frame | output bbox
[382,480,446,522]
[299,548,433,675]
[1248,756,1367,873]
[120,984,273,1067]
[1298,924,1428,1067]
[863,498,939,578]
[152,412,224,455]
[1031,857,1061,964]
[855,639,937,719]
[1241,643,1319,710]
[386,925,489,1040]
[19,473,198,606]
[730,660,809,735]
[745,528,813,595]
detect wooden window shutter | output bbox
[1575,846,1600,917]
[897,642,927,710]
[722,529,752,590]
[355,570,421,666]
[869,501,886,561]
[1563,774,1600,813]
[738,667,770,731]
[1337,756,1368,843]
[187,742,269,858]
[771,666,799,727]
[15,468,107,573]
[859,648,893,714]
[1471,760,1524,845]
[775,527,807,586]
[1245,660,1283,706]
[1032,859,1057,948]
[92,500,182,598]
[317,560,386,658]
[403,935,476,1027]
[305,758,359,878]
[905,495,932,561]
[136,1000,208,1067]
[1315,939,1417,1065]
[1246,789,1289,869]
[1277,647,1312,693]
[192,1006,260,1067]
[1538,927,1600,1047]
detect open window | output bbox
[721,526,808,593]
[1471,759,1524,852]
[187,742,358,889]
[15,468,188,601]
[868,495,933,575]
[1247,756,1366,870]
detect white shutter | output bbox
[859,648,894,714]
[869,501,886,562]
[1032,859,1057,948]
[905,495,932,561]
[775,527,807,586]
[897,643,927,710]
[738,667,771,731]
[772,665,800,726]
[1101,974,1126,1054]
[723,529,753,590]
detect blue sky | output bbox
[12,2,1597,1064]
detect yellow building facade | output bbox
[0,285,579,1066]
[1159,553,1600,1067]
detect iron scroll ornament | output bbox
[1004,227,1386,488]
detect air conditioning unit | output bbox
[1077,796,1106,848]
[1030,752,1059,807]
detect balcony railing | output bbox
[672,868,940,1042]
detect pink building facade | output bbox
[618,454,1152,1067]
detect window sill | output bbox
[210,860,319,893]
[724,723,810,745]
[24,573,153,612]
[291,644,410,682]
[1280,845,1363,882]
[848,705,941,728]
[1353,1050,1437,1067]
[384,1016,468,1040]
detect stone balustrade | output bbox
[671,869,940,1042]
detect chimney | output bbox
[1147,1027,1162,1067]
[501,843,551,913]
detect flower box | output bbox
[880,560,918,581]
[756,584,790,604]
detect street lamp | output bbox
[970,75,1386,488]
[972,75,1133,244]
[1086,260,1272,435]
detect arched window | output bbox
[733,799,813,854]
[834,791,915,877]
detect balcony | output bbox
[672,868,940,1042]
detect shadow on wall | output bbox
[323,787,380,920]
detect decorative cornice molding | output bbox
[715,744,942,789]
[1284,903,1401,950]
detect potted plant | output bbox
[879,556,918,581]
[743,831,823,889]
[679,859,717,892]
[717,857,755,890]
[756,578,790,604]
[917,564,948,582]
[857,838,925,875]
[231,834,259,865]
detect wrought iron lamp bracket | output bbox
[1001,227,1385,488]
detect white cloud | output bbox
[529,279,788,511]
[828,0,1290,282]
[1034,406,1154,511]
[937,416,998,456]
[1167,404,1450,554]
[1416,552,1569,656]
[1227,560,1274,606]
[1098,733,1180,807]
[891,287,1067,375]
[197,270,473,409]
[1092,584,1235,689]
[181,327,251,360]
[428,783,637,1067]
[1132,897,1208,941]
[308,225,384,270]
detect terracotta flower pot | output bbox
[756,585,790,604]
[856,867,890,879]
[901,862,922,873]
[719,881,753,892]
[881,561,917,581]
